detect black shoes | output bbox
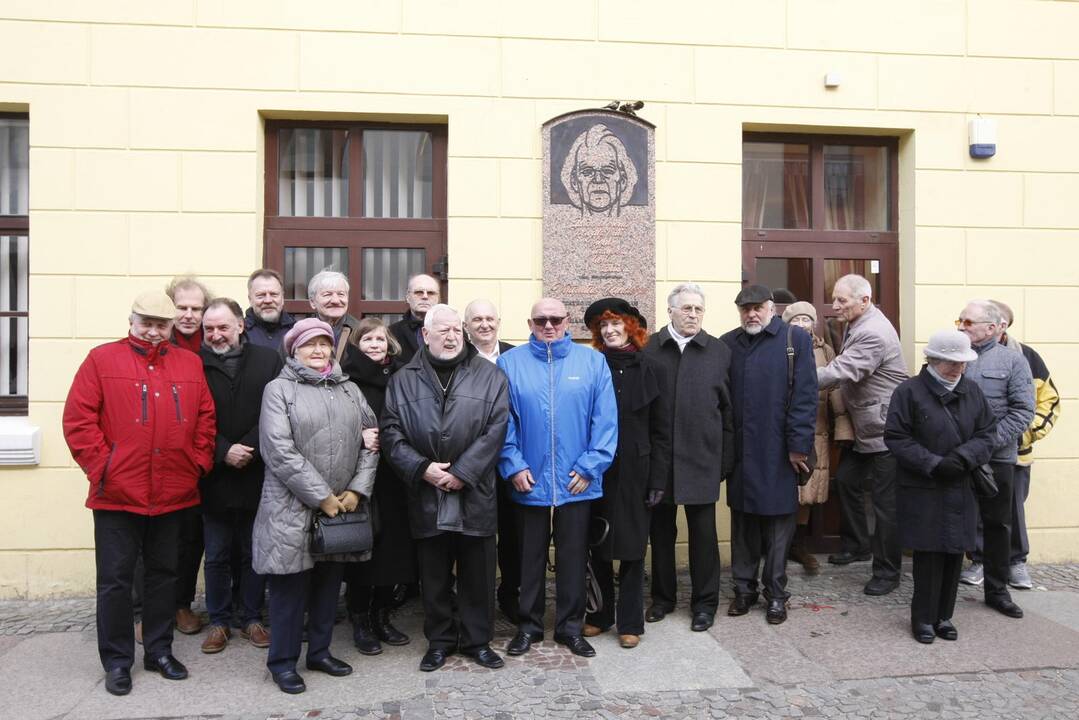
[864,577,900,596]
[645,605,672,623]
[690,612,714,632]
[506,631,542,656]
[554,633,596,657]
[352,613,383,655]
[912,622,935,644]
[987,597,1024,618]
[934,619,958,641]
[374,609,410,646]
[727,594,758,617]
[306,655,353,676]
[463,645,505,669]
[143,654,188,680]
[272,670,306,694]
[828,551,871,565]
[765,599,788,625]
[419,647,454,672]
[104,667,131,696]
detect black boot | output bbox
[352,613,382,655]
[374,607,410,646]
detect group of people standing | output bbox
[63,267,1059,698]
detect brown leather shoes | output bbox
[200,625,230,654]
[242,622,271,648]
[582,624,605,637]
[789,543,820,575]
[619,634,640,649]
[175,607,204,635]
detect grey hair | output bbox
[835,274,872,300]
[967,299,1003,325]
[667,282,705,309]
[307,269,350,301]
[423,303,460,331]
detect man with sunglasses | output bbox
[390,273,442,362]
[954,300,1034,619]
[497,298,618,658]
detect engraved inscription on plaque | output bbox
[542,110,656,338]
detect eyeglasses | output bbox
[673,305,705,316]
[955,318,990,328]
[531,316,567,327]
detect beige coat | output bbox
[800,338,854,505]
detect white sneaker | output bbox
[960,562,984,586]
[1008,562,1033,590]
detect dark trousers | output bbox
[730,510,797,601]
[587,558,644,635]
[976,462,1015,601]
[345,580,394,616]
[93,509,182,671]
[496,481,521,610]
[910,551,963,627]
[975,464,1032,566]
[175,507,204,608]
[649,502,721,615]
[266,562,344,675]
[518,501,590,638]
[417,533,496,651]
[202,509,264,629]
[835,449,901,582]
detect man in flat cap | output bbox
[64,291,217,696]
[720,285,817,625]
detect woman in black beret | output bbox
[581,298,672,649]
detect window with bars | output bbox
[264,121,447,322]
[0,116,28,415]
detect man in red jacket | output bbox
[63,291,216,696]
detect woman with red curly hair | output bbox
[581,298,672,649]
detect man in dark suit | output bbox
[465,298,517,620]
[644,282,735,632]
[389,273,441,362]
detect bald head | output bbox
[464,299,501,351]
[528,297,569,342]
[405,273,440,319]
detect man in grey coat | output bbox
[956,300,1035,618]
[382,304,511,672]
[817,274,908,596]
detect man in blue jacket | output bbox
[498,297,618,658]
[721,286,817,625]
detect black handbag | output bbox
[310,505,374,555]
[971,463,998,499]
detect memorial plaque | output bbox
[542,109,656,337]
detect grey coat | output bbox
[817,304,908,453]
[252,358,378,576]
[962,339,1035,464]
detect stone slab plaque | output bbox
[542,109,656,337]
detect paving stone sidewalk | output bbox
[1,560,1078,719]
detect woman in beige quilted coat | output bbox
[782,302,854,574]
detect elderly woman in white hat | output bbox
[780,302,854,574]
[884,330,998,644]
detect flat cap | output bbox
[584,297,647,329]
[131,291,176,320]
[733,284,773,306]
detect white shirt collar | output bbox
[666,323,695,353]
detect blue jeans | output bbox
[202,510,263,628]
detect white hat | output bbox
[924,329,977,362]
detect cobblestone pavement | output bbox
[2,561,1078,719]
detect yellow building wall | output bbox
[1,0,1077,596]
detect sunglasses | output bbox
[531,315,567,327]
[955,318,990,328]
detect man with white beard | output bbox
[720,285,817,625]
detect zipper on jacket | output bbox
[98,442,117,496]
[171,384,183,423]
[548,342,557,507]
[141,384,148,424]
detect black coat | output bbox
[381,346,510,539]
[644,328,734,505]
[199,342,283,512]
[341,346,417,585]
[720,317,817,516]
[885,367,997,553]
[389,311,424,362]
[593,350,672,561]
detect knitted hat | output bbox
[283,317,335,356]
[782,301,818,324]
